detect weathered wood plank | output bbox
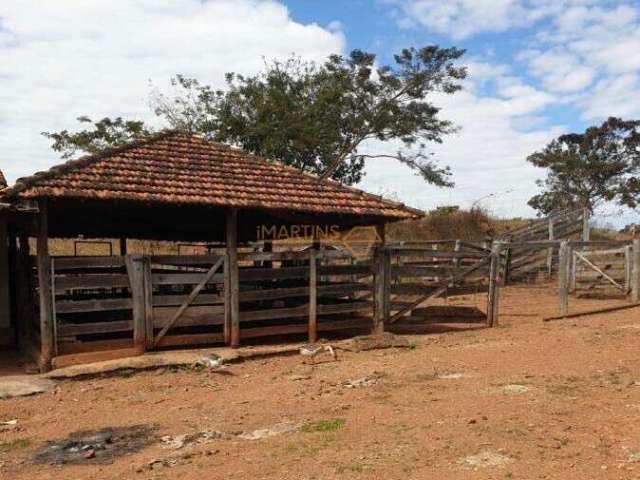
[55,274,131,293]
[54,256,126,269]
[57,320,133,336]
[56,297,133,314]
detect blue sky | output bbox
[1,0,639,225]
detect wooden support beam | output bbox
[16,234,31,352]
[142,257,154,349]
[0,213,11,346]
[120,238,127,256]
[227,208,240,347]
[125,256,146,349]
[486,242,501,327]
[558,240,570,317]
[373,224,387,334]
[308,248,317,343]
[625,245,632,294]
[36,200,54,372]
[632,234,640,303]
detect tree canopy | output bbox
[527,117,640,215]
[43,46,466,186]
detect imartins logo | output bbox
[256,224,382,256]
[256,224,341,242]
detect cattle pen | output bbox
[0,134,638,373]
[0,132,504,372]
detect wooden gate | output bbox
[142,255,226,349]
[572,247,631,298]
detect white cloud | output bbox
[0,0,344,183]
[398,0,536,39]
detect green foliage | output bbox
[300,417,346,433]
[42,117,152,160]
[44,46,466,186]
[527,117,640,215]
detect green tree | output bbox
[43,116,152,160]
[528,117,640,215]
[44,46,467,186]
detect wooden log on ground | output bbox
[544,303,639,322]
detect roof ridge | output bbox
[2,129,181,197]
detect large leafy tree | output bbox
[44,46,467,186]
[528,117,640,215]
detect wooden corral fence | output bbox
[496,237,640,320]
[571,245,634,298]
[383,240,500,327]
[500,208,588,282]
[30,241,504,368]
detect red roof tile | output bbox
[2,131,421,220]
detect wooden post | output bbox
[632,233,640,303]
[226,208,240,347]
[547,217,555,278]
[373,224,387,334]
[453,239,461,269]
[558,240,569,316]
[308,247,317,342]
[142,257,154,349]
[487,242,501,327]
[16,234,31,351]
[125,255,146,350]
[36,200,54,372]
[570,248,577,293]
[120,238,127,256]
[0,213,11,346]
[223,254,231,344]
[582,208,590,241]
[625,245,632,295]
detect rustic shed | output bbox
[0,131,422,371]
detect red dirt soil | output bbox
[2,284,640,479]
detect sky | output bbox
[1,0,639,226]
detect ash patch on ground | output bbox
[34,424,155,465]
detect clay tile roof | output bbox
[2,131,422,220]
[0,169,6,189]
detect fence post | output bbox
[373,246,389,334]
[570,247,577,293]
[632,233,640,303]
[558,240,569,316]
[625,245,632,294]
[547,217,555,279]
[308,248,317,342]
[125,255,147,351]
[142,257,154,350]
[226,208,240,347]
[487,242,501,327]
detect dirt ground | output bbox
[2,284,640,480]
